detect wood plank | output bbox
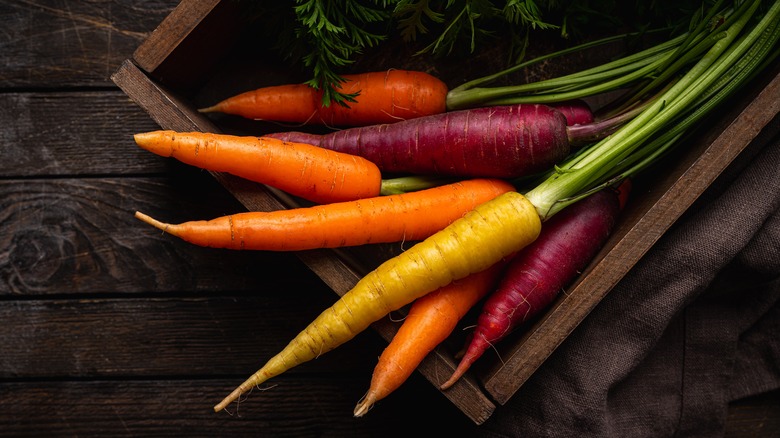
[0,379,772,437]
[725,391,780,438]
[0,91,164,177]
[132,0,222,72]
[0,175,318,295]
[111,59,217,134]
[0,0,175,87]
[0,379,481,437]
[0,296,376,378]
[132,0,243,92]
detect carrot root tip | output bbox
[213,387,244,413]
[134,211,172,233]
[197,105,220,114]
[353,393,377,418]
[440,366,469,391]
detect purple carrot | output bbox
[266,103,613,179]
[549,99,594,126]
[440,180,630,389]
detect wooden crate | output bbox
[111,0,780,425]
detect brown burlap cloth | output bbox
[479,116,780,437]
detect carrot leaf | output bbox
[294,0,391,107]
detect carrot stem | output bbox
[446,29,684,110]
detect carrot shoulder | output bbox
[199,70,449,126]
[134,178,515,251]
[133,130,382,204]
[353,262,506,417]
[213,190,542,412]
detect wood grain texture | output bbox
[0,378,478,438]
[0,91,163,177]
[0,296,375,378]
[0,0,174,88]
[0,175,317,295]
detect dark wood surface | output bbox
[1,1,778,437]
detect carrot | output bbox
[265,103,621,179]
[439,182,628,390]
[134,178,515,251]
[213,190,542,412]
[198,70,449,127]
[133,130,383,204]
[353,262,506,417]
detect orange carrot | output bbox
[198,70,449,126]
[134,179,515,251]
[353,262,506,417]
[133,130,382,204]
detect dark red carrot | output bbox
[198,70,449,127]
[439,181,629,389]
[265,103,614,179]
[551,99,595,126]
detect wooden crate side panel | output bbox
[133,0,221,69]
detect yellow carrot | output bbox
[213,191,541,412]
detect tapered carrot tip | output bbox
[197,104,221,114]
[439,366,468,390]
[134,211,173,234]
[353,393,377,417]
[133,131,174,157]
[214,386,248,412]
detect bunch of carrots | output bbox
[132,0,779,418]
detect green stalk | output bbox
[449,30,677,90]
[618,0,730,105]
[588,18,778,192]
[379,175,458,195]
[479,24,724,109]
[473,52,674,106]
[445,32,688,110]
[525,0,777,220]
[598,29,727,118]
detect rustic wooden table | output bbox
[1,1,777,437]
